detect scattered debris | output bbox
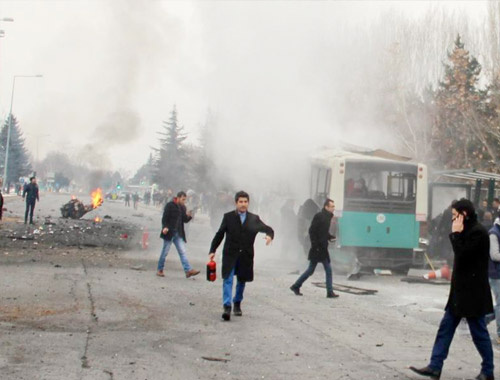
[312,282,378,295]
[402,268,451,285]
[373,269,392,276]
[60,190,103,219]
[1,218,136,249]
[201,356,230,363]
[400,277,450,285]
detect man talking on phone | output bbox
[410,199,494,380]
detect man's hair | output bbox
[452,198,477,222]
[30,176,36,181]
[235,191,250,202]
[323,198,334,207]
[494,198,500,203]
[177,191,187,198]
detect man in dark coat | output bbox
[486,217,500,346]
[22,177,39,225]
[410,198,494,380]
[156,191,200,279]
[209,190,274,321]
[290,198,338,298]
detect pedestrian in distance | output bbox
[156,191,200,279]
[290,198,339,298]
[492,198,500,221]
[22,176,39,225]
[124,193,131,207]
[410,198,494,380]
[132,192,139,210]
[209,190,274,321]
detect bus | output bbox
[308,148,428,271]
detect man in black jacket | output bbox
[290,198,338,298]
[486,217,500,345]
[209,191,274,321]
[410,199,494,380]
[156,191,200,278]
[22,177,39,225]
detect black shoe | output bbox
[409,366,441,380]
[475,373,494,380]
[222,305,231,321]
[327,291,339,298]
[233,302,242,316]
[290,285,303,296]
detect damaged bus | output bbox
[308,148,428,272]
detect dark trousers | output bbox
[429,309,494,376]
[293,259,333,293]
[25,200,36,223]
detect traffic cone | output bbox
[423,264,451,280]
[142,228,149,250]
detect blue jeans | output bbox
[223,265,246,307]
[429,309,494,376]
[293,259,333,293]
[156,233,192,272]
[486,278,500,337]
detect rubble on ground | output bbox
[0,217,136,250]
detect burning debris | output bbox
[60,188,104,219]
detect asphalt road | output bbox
[0,193,499,380]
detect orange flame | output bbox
[91,188,103,209]
[94,216,102,223]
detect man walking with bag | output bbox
[209,191,274,321]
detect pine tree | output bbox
[153,106,189,191]
[131,153,155,185]
[432,35,498,170]
[0,115,32,189]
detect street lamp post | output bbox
[2,74,43,192]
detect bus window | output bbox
[344,161,417,213]
[311,166,331,204]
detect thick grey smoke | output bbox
[190,2,487,201]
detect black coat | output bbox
[308,208,335,262]
[210,211,274,282]
[22,183,39,202]
[446,220,493,318]
[159,201,192,242]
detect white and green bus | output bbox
[309,149,428,270]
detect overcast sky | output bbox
[0,0,489,177]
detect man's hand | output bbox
[452,213,464,233]
[208,253,215,261]
[265,235,273,246]
[187,210,193,218]
[162,227,169,235]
